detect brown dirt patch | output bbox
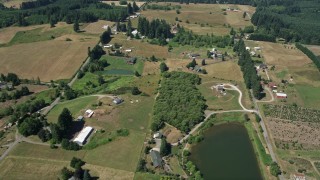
[0,37,98,82]
[161,124,183,144]
[258,42,312,67]
[142,61,160,75]
[204,61,244,82]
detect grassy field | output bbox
[82,20,115,34]
[100,55,144,75]
[46,96,98,123]
[295,84,320,109]
[134,172,160,180]
[0,23,98,82]
[0,24,46,44]
[137,2,254,35]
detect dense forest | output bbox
[0,0,129,28]
[152,72,206,133]
[137,17,173,40]
[234,39,263,99]
[251,0,320,45]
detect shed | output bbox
[77,116,84,121]
[268,82,277,89]
[131,29,138,36]
[125,49,132,52]
[73,126,94,146]
[113,97,123,104]
[246,47,251,51]
[85,109,94,118]
[153,132,163,139]
[150,150,162,168]
[103,44,113,48]
[102,25,109,30]
[276,93,287,99]
[216,84,225,92]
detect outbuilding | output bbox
[276,93,287,99]
[153,132,163,139]
[85,109,94,118]
[77,116,84,121]
[113,97,123,105]
[150,150,162,168]
[73,126,94,146]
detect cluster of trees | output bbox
[185,161,203,180]
[234,39,263,99]
[173,27,232,48]
[0,86,30,102]
[0,73,20,86]
[61,157,95,180]
[296,43,320,71]
[100,27,112,44]
[137,17,173,41]
[152,72,206,132]
[270,162,281,177]
[251,1,320,45]
[160,62,169,73]
[249,33,276,42]
[160,138,171,156]
[0,0,129,28]
[127,1,139,15]
[14,99,47,117]
[18,115,45,136]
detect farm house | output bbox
[276,93,287,99]
[73,126,94,146]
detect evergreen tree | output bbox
[131,87,141,95]
[160,62,169,73]
[58,108,73,133]
[127,3,133,15]
[201,59,206,65]
[160,138,171,156]
[83,170,92,180]
[127,19,132,36]
[100,30,111,44]
[133,1,139,12]
[73,19,79,32]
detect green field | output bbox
[100,56,144,75]
[33,88,56,104]
[134,172,161,180]
[295,84,320,109]
[46,96,98,123]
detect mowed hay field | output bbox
[0,38,97,81]
[138,3,254,35]
[82,20,115,34]
[0,0,29,8]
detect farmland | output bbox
[0,23,98,82]
[137,2,254,35]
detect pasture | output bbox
[138,2,254,35]
[100,55,144,75]
[0,24,45,44]
[82,20,115,34]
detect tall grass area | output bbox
[295,84,320,109]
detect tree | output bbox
[20,86,30,96]
[18,117,43,136]
[73,19,79,32]
[36,76,41,84]
[77,70,85,79]
[58,108,73,133]
[270,162,281,176]
[136,159,146,172]
[131,87,141,95]
[6,73,20,85]
[201,59,206,66]
[37,129,52,142]
[207,50,212,58]
[50,18,55,28]
[202,69,207,74]
[230,28,236,35]
[100,30,111,44]
[160,138,171,156]
[135,71,140,77]
[127,19,132,36]
[98,75,105,85]
[160,62,168,73]
[168,45,173,52]
[60,167,73,180]
[70,157,85,169]
[133,1,139,12]
[127,3,133,15]
[89,45,105,60]
[243,11,246,18]
[150,55,157,62]
[186,59,197,68]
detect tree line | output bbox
[0,0,129,28]
[296,43,320,71]
[143,0,253,5]
[234,39,263,99]
[0,86,30,102]
[152,72,206,133]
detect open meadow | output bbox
[0,23,98,82]
[136,2,254,35]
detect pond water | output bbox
[189,123,262,180]
[96,69,133,75]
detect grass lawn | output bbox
[33,88,56,104]
[198,82,241,111]
[105,76,135,91]
[134,172,161,180]
[46,96,98,123]
[101,56,144,75]
[118,95,155,133]
[295,84,320,109]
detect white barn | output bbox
[73,126,94,146]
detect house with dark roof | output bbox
[150,150,162,168]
